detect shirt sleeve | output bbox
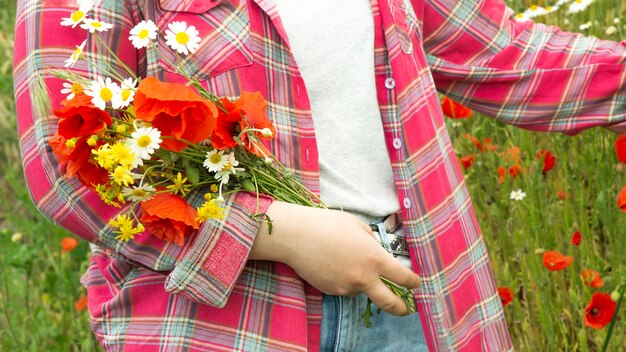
[421,0,626,135]
[13,0,272,308]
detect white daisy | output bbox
[112,78,137,109]
[578,21,592,30]
[510,189,527,201]
[605,26,618,35]
[64,39,87,68]
[567,0,593,14]
[544,5,560,14]
[85,76,119,110]
[524,5,549,19]
[128,20,158,49]
[203,150,228,173]
[80,18,114,33]
[121,184,156,202]
[60,81,87,100]
[60,0,95,27]
[128,127,162,160]
[164,21,201,55]
[513,12,530,22]
[215,152,244,184]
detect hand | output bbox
[250,201,421,316]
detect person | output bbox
[13,0,626,351]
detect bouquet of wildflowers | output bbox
[41,0,415,325]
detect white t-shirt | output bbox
[274,0,400,222]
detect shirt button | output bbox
[385,78,396,89]
[392,138,402,150]
[403,197,411,209]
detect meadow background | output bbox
[1,0,626,350]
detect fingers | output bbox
[378,253,422,289]
[365,278,411,316]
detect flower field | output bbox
[1,0,625,350]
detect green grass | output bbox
[1,0,626,350]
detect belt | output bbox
[369,213,410,257]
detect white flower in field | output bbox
[613,18,620,25]
[164,21,201,55]
[215,152,244,184]
[80,18,114,33]
[129,20,159,49]
[203,150,228,173]
[60,81,87,100]
[605,26,618,35]
[514,12,530,22]
[524,5,549,19]
[121,184,156,202]
[128,126,162,160]
[567,0,593,14]
[510,189,527,201]
[579,21,592,30]
[85,76,119,110]
[544,5,560,14]
[60,0,94,27]
[555,0,569,6]
[64,39,87,68]
[112,78,137,109]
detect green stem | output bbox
[601,285,626,352]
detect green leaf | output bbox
[185,164,200,185]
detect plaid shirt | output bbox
[14,0,626,350]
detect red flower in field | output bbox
[571,230,582,246]
[497,287,514,307]
[74,295,88,311]
[581,269,605,288]
[584,292,617,329]
[618,185,626,212]
[133,77,218,152]
[508,164,522,178]
[460,154,475,169]
[463,134,498,152]
[441,96,472,119]
[537,149,556,173]
[61,236,78,252]
[614,134,626,164]
[542,250,573,271]
[505,146,521,164]
[54,94,112,139]
[498,166,506,184]
[556,190,572,200]
[140,192,200,246]
[235,91,276,157]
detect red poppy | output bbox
[508,164,522,178]
[463,134,497,152]
[211,97,243,150]
[542,250,573,271]
[571,230,582,246]
[49,134,109,188]
[497,166,506,184]
[497,287,514,307]
[581,269,605,288]
[133,77,218,152]
[537,149,556,173]
[505,146,521,164]
[584,292,617,329]
[614,134,626,164]
[74,295,89,311]
[441,96,472,119]
[618,185,626,212]
[556,190,572,200]
[235,91,276,157]
[61,236,78,252]
[54,94,112,139]
[140,192,200,246]
[460,155,475,169]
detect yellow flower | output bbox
[111,142,136,168]
[64,138,77,148]
[95,184,121,207]
[195,199,226,223]
[115,222,145,242]
[166,172,190,196]
[109,214,133,229]
[87,135,98,146]
[111,166,134,186]
[116,124,127,133]
[93,144,115,170]
[210,184,219,193]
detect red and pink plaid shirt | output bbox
[14,0,626,350]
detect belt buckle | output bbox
[370,215,409,257]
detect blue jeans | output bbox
[320,293,429,351]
